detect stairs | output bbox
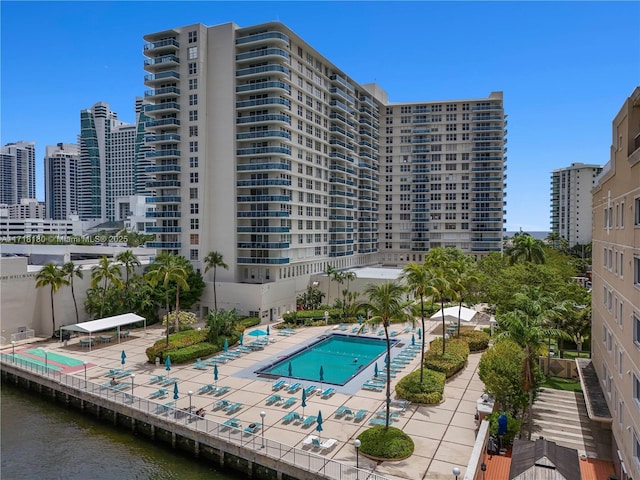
[530,387,596,457]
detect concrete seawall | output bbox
[1,363,343,480]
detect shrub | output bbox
[357,426,414,459]
[282,309,341,325]
[458,329,490,352]
[395,369,445,404]
[487,411,521,445]
[145,329,208,362]
[161,311,198,333]
[237,317,260,329]
[164,342,220,363]
[424,338,469,378]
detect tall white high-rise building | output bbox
[142,21,507,317]
[44,142,79,220]
[0,141,36,205]
[550,162,602,247]
[374,91,507,262]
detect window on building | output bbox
[190,218,199,230]
[633,372,640,408]
[633,430,640,468]
[189,78,198,90]
[189,188,198,199]
[190,172,198,183]
[189,94,198,106]
[634,313,640,349]
[188,30,198,43]
[189,110,198,121]
[188,46,198,59]
[188,62,197,75]
[190,203,199,214]
[634,255,640,287]
[189,156,198,168]
[189,125,198,137]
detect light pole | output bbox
[130,373,136,397]
[260,411,266,448]
[481,462,487,480]
[11,341,15,362]
[354,439,361,477]
[452,467,461,480]
[188,390,193,411]
[83,361,88,389]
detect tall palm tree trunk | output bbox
[419,298,426,384]
[440,297,447,355]
[71,279,79,323]
[50,286,56,334]
[384,329,391,428]
[174,285,181,333]
[165,291,170,346]
[213,268,218,312]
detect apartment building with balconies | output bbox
[591,86,640,480]
[550,162,602,247]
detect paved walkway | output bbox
[8,319,489,480]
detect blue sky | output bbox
[1,1,638,231]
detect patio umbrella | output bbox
[374,362,379,378]
[121,350,126,366]
[247,329,267,337]
[214,364,219,388]
[266,325,270,336]
[358,314,363,325]
[173,381,179,400]
[417,328,422,340]
[301,387,307,419]
[316,410,323,439]
[223,338,229,352]
[239,333,243,346]
[411,334,415,346]
[165,355,171,372]
[288,361,292,377]
[319,365,324,393]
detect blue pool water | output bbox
[257,334,393,385]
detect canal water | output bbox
[1,383,242,479]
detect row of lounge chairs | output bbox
[281,411,318,427]
[265,394,298,408]
[197,384,230,396]
[272,380,336,398]
[302,435,337,451]
[213,399,243,414]
[334,405,368,421]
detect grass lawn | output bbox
[542,376,582,392]
[561,351,590,360]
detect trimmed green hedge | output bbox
[237,317,260,330]
[357,426,414,459]
[458,329,490,352]
[164,342,220,363]
[395,368,445,404]
[282,309,342,325]
[146,329,209,362]
[424,338,469,378]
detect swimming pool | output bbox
[256,334,395,386]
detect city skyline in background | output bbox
[1,1,639,231]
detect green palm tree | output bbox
[401,262,437,384]
[35,263,69,337]
[116,250,140,310]
[204,251,228,313]
[496,291,561,439]
[325,264,337,307]
[545,232,560,249]
[340,271,357,319]
[450,258,479,337]
[359,282,408,429]
[145,253,189,345]
[507,233,546,265]
[91,256,123,318]
[63,262,83,324]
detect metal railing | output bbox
[0,355,389,480]
[10,329,35,342]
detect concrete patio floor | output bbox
[16,318,490,480]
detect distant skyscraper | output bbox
[44,142,79,220]
[0,141,36,204]
[77,102,148,222]
[550,162,603,247]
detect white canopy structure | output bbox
[430,306,478,325]
[60,313,145,351]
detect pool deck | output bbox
[9,319,489,480]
